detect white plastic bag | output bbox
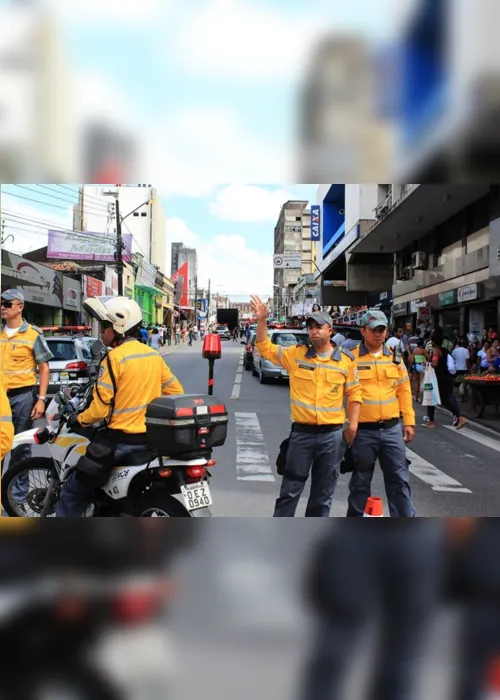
[447,353,457,375]
[422,364,441,406]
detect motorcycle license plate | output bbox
[181,480,213,511]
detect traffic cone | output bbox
[363,496,384,517]
[484,655,500,699]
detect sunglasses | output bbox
[1,301,21,309]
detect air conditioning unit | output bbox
[412,251,427,270]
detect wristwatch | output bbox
[37,395,46,401]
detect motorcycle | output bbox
[2,344,228,518]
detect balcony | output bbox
[393,245,490,297]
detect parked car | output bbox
[331,324,363,346]
[38,335,98,396]
[252,329,311,384]
[215,324,231,340]
[242,333,256,370]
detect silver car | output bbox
[252,329,311,384]
[38,335,98,396]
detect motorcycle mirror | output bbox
[91,339,105,358]
[58,388,69,405]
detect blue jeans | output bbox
[274,429,345,517]
[347,424,415,517]
[56,442,147,517]
[4,388,36,503]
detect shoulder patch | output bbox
[30,324,43,334]
[341,347,355,361]
[98,365,105,378]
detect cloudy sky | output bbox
[1,0,415,300]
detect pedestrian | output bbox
[188,324,194,346]
[250,295,362,518]
[158,325,165,347]
[166,325,172,347]
[452,338,471,379]
[150,326,160,350]
[408,338,431,402]
[0,289,54,508]
[175,323,181,345]
[139,325,148,344]
[423,329,468,430]
[346,310,417,518]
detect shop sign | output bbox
[457,283,481,303]
[2,250,63,308]
[380,291,388,301]
[438,290,456,306]
[410,300,427,314]
[84,275,104,297]
[392,302,408,316]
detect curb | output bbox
[434,404,500,436]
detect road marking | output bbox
[444,425,500,453]
[235,412,275,482]
[230,349,245,399]
[434,406,500,437]
[406,448,472,493]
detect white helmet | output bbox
[83,296,142,336]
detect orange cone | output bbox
[485,655,500,699]
[363,496,384,517]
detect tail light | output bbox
[209,404,226,415]
[65,361,88,371]
[176,407,194,417]
[247,344,251,351]
[159,468,172,477]
[186,465,207,479]
[113,590,163,625]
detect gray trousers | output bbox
[274,428,345,517]
[4,388,36,503]
[347,424,415,518]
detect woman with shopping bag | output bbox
[423,329,467,430]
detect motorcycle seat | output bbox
[117,449,157,466]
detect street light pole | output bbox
[115,197,124,296]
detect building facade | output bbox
[170,243,198,296]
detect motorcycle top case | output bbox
[145,394,228,456]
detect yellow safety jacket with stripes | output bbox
[1,321,53,391]
[352,343,415,425]
[0,379,14,460]
[77,339,184,434]
[256,339,362,425]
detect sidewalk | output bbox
[158,340,201,355]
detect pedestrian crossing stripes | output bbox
[235,412,275,482]
[406,448,472,493]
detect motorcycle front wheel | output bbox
[2,458,59,518]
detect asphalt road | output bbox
[7,338,500,517]
[161,339,500,517]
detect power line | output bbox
[14,185,110,217]
[36,184,110,213]
[2,212,119,246]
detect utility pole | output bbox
[207,278,211,325]
[115,197,124,296]
[194,276,198,328]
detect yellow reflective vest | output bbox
[1,321,53,391]
[352,343,415,425]
[0,379,14,461]
[256,338,362,425]
[78,339,184,434]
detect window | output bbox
[133,212,139,216]
[46,341,77,361]
[141,212,147,217]
[295,216,302,221]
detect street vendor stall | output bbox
[463,375,500,418]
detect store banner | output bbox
[1,250,63,307]
[171,261,189,307]
[392,302,408,316]
[84,275,104,297]
[311,206,321,241]
[63,276,82,310]
[105,268,119,296]
[48,229,132,262]
[135,257,157,289]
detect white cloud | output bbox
[168,0,325,82]
[165,217,273,299]
[45,0,171,27]
[1,194,74,256]
[209,185,297,223]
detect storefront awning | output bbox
[1,266,43,288]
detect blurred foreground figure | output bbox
[301,521,445,700]
[0,520,196,699]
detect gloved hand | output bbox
[66,413,80,433]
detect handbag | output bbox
[447,354,457,375]
[422,364,442,406]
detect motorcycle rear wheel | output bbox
[2,458,59,518]
[132,490,191,517]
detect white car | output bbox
[216,325,231,340]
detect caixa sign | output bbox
[311,205,321,241]
[457,283,482,303]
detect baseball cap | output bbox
[360,309,389,329]
[307,312,333,328]
[332,333,346,346]
[1,289,24,303]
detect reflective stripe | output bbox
[0,338,34,347]
[345,380,359,389]
[277,346,283,362]
[112,403,149,415]
[362,397,399,406]
[291,399,342,413]
[119,352,159,363]
[98,381,114,390]
[295,359,348,375]
[0,415,12,423]
[2,369,36,375]
[162,376,177,389]
[397,376,409,385]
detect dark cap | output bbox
[307,312,333,328]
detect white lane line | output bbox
[444,425,500,453]
[406,448,472,493]
[230,349,245,399]
[235,412,275,482]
